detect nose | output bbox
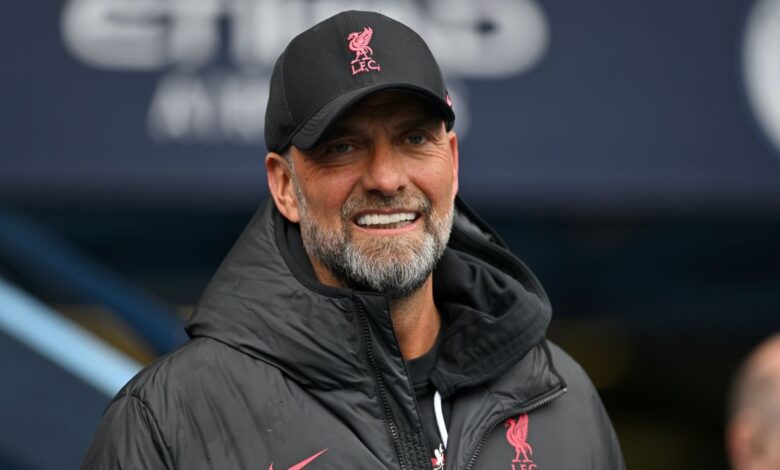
[360,141,407,196]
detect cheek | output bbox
[300,170,358,219]
[408,155,457,201]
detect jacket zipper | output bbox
[462,386,568,470]
[355,297,407,470]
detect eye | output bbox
[330,142,353,154]
[405,133,427,145]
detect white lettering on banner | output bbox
[61,0,548,144]
[147,72,269,143]
[743,0,780,160]
[61,0,221,70]
[147,74,216,143]
[61,0,168,70]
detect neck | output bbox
[310,259,440,360]
[388,277,441,360]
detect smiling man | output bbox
[83,11,625,470]
[266,90,457,360]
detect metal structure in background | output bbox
[0,277,142,397]
[0,210,187,355]
[0,212,179,469]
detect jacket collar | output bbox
[186,197,553,395]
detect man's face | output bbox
[728,338,780,470]
[275,91,459,298]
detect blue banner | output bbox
[2,0,779,213]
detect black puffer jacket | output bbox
[82,197,625,469]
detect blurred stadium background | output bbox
[2,1,780,468]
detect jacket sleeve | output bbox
[589,383,626,470]
[81,395,174,470]
[547,341,626,470]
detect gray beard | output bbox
[291,172,453,299]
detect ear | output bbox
[265,152,301,223]
[448,130,459,199]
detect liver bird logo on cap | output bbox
[347,27,381,75]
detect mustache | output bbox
[341,191,432,220]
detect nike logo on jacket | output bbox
[268,449,327,470]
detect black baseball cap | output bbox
[264,10,455,153]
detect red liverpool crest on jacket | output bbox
[505,414,537,469]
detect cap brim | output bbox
[291,83,455,151]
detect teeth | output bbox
[356,212,416,226]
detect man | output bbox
[83,10,625,469]
[727,333,780,469]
